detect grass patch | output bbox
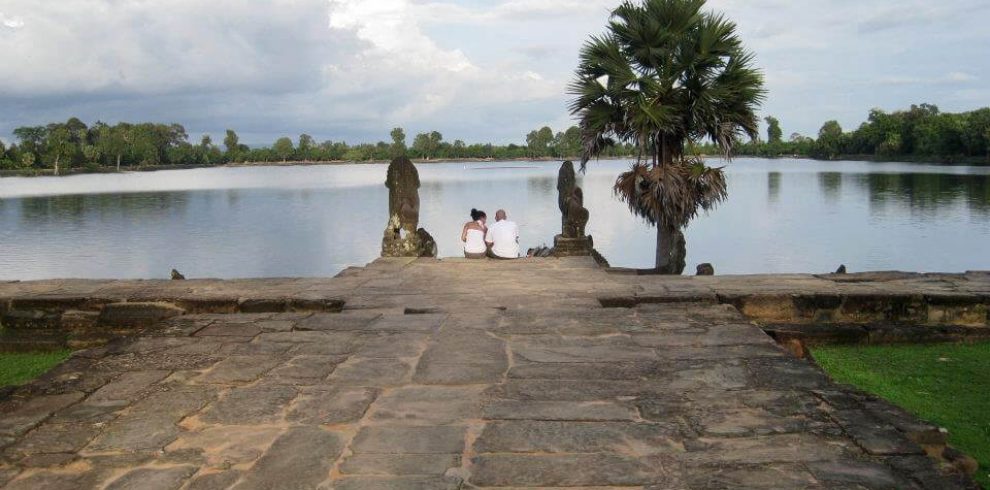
[813,342,990,487]
[0,350,72,388]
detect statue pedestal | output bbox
[382,228,438,258]
[553,235,594,257]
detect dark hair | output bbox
[470,209,487,221]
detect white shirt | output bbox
[485,220,519,258]
[464,222,487,254]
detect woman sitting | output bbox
[461,209,488,259]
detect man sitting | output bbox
[485,209,519,259]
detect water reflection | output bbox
[1,158,989,279]
[818,172,842,203]
[854,172,990,217]
[767,172,781,204]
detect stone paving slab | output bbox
[0,258,982,488]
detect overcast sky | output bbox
[1,0,988,146]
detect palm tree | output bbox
[569,0,765,273]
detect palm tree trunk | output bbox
[54,155,60,176]
[116,154,121,172]
[655,224,687,274]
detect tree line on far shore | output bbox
[0,120,634,175]
[3,102,988,175]
[701,104,990,163]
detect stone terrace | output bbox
[0,258,987,489]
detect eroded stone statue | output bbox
[381,157,437,258]
[554,161,594,256]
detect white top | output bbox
[464,222,487,254]
[485,220,520,258]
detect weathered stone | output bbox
[104,465,197,490]
[511,336,657,363]
[329,358,413,387]
[231,428,344,490]
[194,356,282,384]
[353,333,429,358]
[167,426,281,466]
[5,422,100,457]
[85,387,215,452]
[474,421,684,455]
[685,463,817,488]
[332,476,463,490]
[18,452,77,467]
[339,454,461,476]
[88,370,170,403]
[381,157,437,258]
[98,302,185,327]
[469,453,681,487]
[0,260,982,489]
[2,309,63,330]
[682,434,849,464]
[237,298,287,313]
[265,355,342,384]
[350,426,465,454]
[806,460,912,488]
[286,387,378,425]
[413,361,505,384]
[483,400,637,421]
[198,385,297,424]
[194,323,262,338]
[556,160,590,240]
[184,470,242,490]
[367,313,446,333]
[369,386,484,425]
[294,312,380,332]
[0,393,85,437]
[696,263,715,276]
[2,470,99,490]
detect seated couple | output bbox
[461,208,519,259]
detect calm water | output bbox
[1,159,989,280]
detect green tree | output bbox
[412,131,443,159]
[200,134,212,148]
[82,144,99,163]
[390,127,407,157]
[13,126,47,157]
[273,137,294,162]
[299,133,315,151]
[46,127,73,175]
[429,131,443,159]
[569,0,764,273]
[561,126,581,157]
[99,124,130,171]
[412,133,429,158]
[224,129,240,158]
[814,120,843,160]
[21,152,36,168]
[765,116,782,144]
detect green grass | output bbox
[813,342,990,488]
[0,350,72,388]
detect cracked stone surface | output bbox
[0,257,981,489]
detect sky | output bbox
[1,0,988,146]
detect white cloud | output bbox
[0,12,24,29]
[876,72,978,86]
[0,0,988,144]
[323,0,560,125]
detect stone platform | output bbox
[0,258,986,489]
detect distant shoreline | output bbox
[0,156,597,178]
[2,154,986,179]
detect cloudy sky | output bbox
[1,0,988,146]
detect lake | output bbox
[1,158,988,280]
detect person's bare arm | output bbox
[461,223,469,242]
